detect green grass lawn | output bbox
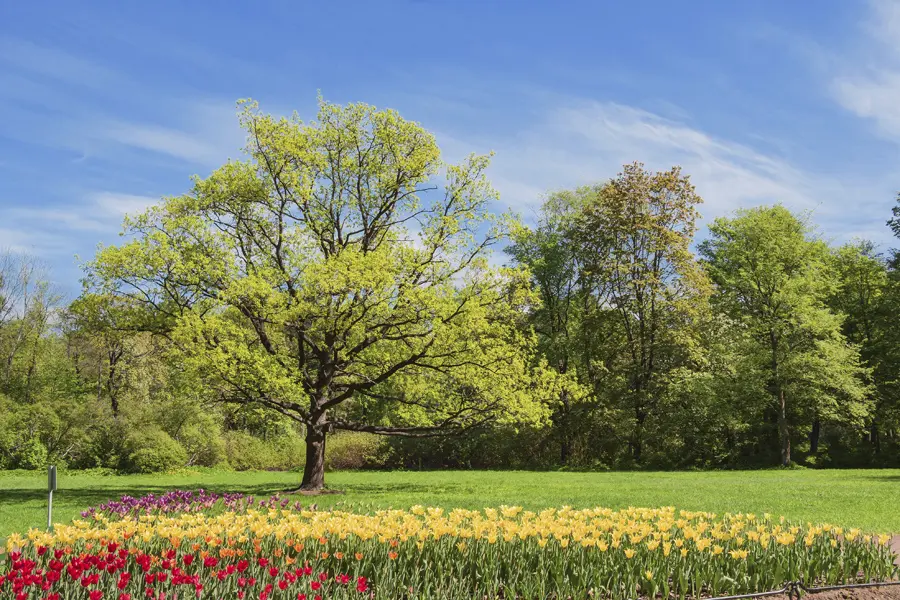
[1,468,899,540]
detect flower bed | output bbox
[2,505,897,599]
[81,490,302,519]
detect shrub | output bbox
[223,431,269,470]
[270,435,306,470]
[177,416,227,467]
[224,431,304,471]
[0,395,51,469]
[122,427,187,473]
[326,432,390,470]
[12,436,49,470]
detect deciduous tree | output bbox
[506,190,588,464]
[571,163,711,463]
[86,98,549,489]
[700,206,870,466]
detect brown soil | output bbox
[772,586,900,600]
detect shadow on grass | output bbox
[0,480,444,517]
[0,482,299,508]
[333,482,441,495]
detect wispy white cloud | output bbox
[430,86,900,250]
[100,120,228,165]
[867,0,900,50]
[830,0,900,140]
[0,226,79,257]
[438,98,854,231]
[0,191,161,263]
[3,207,108,232]
[833,72,900,139]
[83,100,245,168]
[0,229,40,255]
[0,38,244,168]
[552,102,826,216]
[0,37,118,89]
[0,38,247,277]
[91,192,159,216]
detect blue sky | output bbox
[2,0,900,295]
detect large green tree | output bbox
[505,190,588,465]
[700,206,870,466]
[86,98,548,489]
[829,241,886,351]
[0,252,62,401]
[828,241,890,456]
[571,163,711,463]
[868,193,900,457]
[65,295,160,416]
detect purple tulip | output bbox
[82,488,303,519]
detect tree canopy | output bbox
[699,206,870,465]
[3,97,900,477]
[85,98,550,489]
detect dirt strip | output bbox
[775,587,900,600]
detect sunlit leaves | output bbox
[84,96,551,480]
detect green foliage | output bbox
[888,192,900,240]
[700,206,871,465]
[84,96,551,489]
[177,416,228,468]
[504,164,714,467]
[221,431,389,472]
[4,436,48,470]
[223,431,306,471]
[324,432,391,470]
[505,188,591,466]
[2,131,899,477]
[0,394,76,470]
[221,432,271,471]
[573,164,712,462]
[387,424,550,469]
[122,427,188,474]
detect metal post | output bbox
[47,465,57,532]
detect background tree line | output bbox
[497,172,897,470]
[2,99,899,478]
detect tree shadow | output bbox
[334,482,447,495]
[0,478,448,518]
[0,482,299,510]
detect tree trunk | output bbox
[809,419,820,455]
[559,388,570,465]
[633,405,645,463]
[107,350,120,416]
[300,416,327,491]
[778,389,791,466]
[560,435,570,465]
[24,344,38,403]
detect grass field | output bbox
[1,468,899,540]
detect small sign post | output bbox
[47,465,57,532]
